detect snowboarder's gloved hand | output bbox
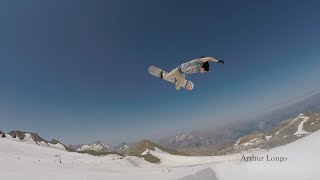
[218,60,224,64]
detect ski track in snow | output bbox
[276,114,303,135]
[294,116,310,136]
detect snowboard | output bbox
[148,66,194,90]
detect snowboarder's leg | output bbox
[163,68,185,90]
[174,75,185,90]
[163,68,179,80]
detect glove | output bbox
[218,60,224,64]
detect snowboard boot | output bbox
[160,71,165,79]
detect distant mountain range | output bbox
[1,110,320,162]
[69,141,131,155]
[158,120,252,155]
[158,92,320,155]
[157,112,320,155]
[1,91,320,159]
[69,140,112,152]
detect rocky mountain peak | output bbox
[73,140,112,152]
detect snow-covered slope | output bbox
[146,130,320,180]
[0,136,204,180]
[1,128,320,179]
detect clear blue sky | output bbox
[1,0,320,145]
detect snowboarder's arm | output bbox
[200,57,224,64]
[200,57,219,63]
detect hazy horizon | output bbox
[2,87,320,146]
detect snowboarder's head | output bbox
[200,61,209,73]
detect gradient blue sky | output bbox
[1,0,320,145]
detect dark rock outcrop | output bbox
[9,131,25,140]
[0,131,5,138]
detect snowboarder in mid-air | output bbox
[148,56,224,90]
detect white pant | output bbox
[163,68,185,90]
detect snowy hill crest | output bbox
[1,130,68,151]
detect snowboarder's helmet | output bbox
[202,61,209,72]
